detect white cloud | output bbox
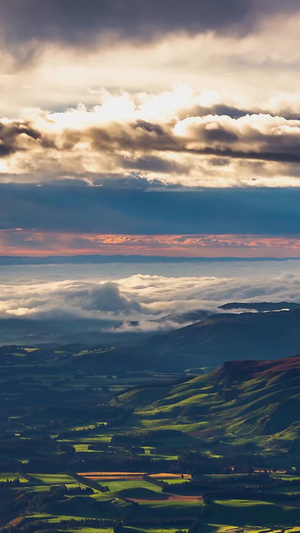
[3,98,300,187]
[1,262,300,330]
[1,10,300,186]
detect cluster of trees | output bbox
[2,448,270,480]
[70,472,109,493]
[1,516,199,533]
[0,436,70,463]
[201,488,300,504]
[0,461,22,473]
[0,478,22,488]
[163,472,273,494]
[142,475,166,488]
[65,485,93,495]
[1,518,115,533]
[71,454,170,473]
[1,485,113,530]
[115,517,196,529]
[8,487,65,516]
[111,429,184,447]
[57,423,106,439]
[114,523,189,533]
[159,470,300,504]
[177,450,264,475]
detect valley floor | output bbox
[1,346,300,532]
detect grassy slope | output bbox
[112,355,300,451]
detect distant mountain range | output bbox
[158,301,300,326]
[1,301,299,347]
[97,305,300,371]
[2,302,300,374]
[1,255,299,265]
[219,301,300,312]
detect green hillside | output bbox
[113,355,300,455]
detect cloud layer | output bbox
[0,1,279,50]
[2,230,300,258]
[1,262,300,331]
[1,2,300,256]
[2,94,300,188]
[1,3,300,190]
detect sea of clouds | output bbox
[1,260,300,333]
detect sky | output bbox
[1,1,300,257]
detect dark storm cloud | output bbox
[0,1,252,46]
[0,121,41,156]
[1,0,299,56]
[86,124,177,153]
[181,147,300,164]
[121,156,188,174]
[53,116,300,166]
[134,121,165,136]
[49,121,177,155]
[182,105,300,122]
[2,182,300,236]
[179,105,252,120]
[90,175,166,190]
[5,112,300,172]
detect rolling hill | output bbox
[113,354,300,456]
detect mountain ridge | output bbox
[112,354,300,457]
[109,307,300,370]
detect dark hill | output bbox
[158,309,210,324]
[106,308,300,371]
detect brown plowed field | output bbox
[79,472,190,481]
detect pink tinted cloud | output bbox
[1,229,300,257]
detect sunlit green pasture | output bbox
[0,473,27,483]
[205,500,300,528]
[96,478,162,494]
[30,473,76,485]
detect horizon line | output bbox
[1,254,300,265]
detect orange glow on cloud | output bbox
[1,230,300,258]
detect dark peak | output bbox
[215,359,259,383]
[215,354,300,384]
[219,301,300,312]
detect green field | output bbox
[1,347,300,532]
